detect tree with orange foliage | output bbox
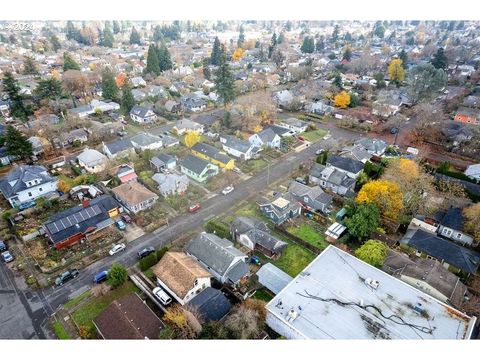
[334,91,350,108]
[232,48,244,61]
[115,73,126,88]
[357,180,404,220]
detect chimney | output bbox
[82,199,90,208]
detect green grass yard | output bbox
[252,288,274,302]
[287,223,329,250]
[302,128,327,142]
[52,321,71,340]
[63,290,91,311]
[239,159,268,174]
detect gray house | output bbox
[258,193,301,225]
[185,232,250,287]
[434,207,474,246]
[326,155,364,179]
[309,163,356,197]
[150,154,177,172]
[151,173,189,197]
[287,180,333,214]
[249,128,281,149]
[102,139,135,159]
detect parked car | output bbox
[18,200,36,211]
[137,246,155,259]
[250,255,261,266]
[0,240,7,252]
[93,270,109,284]
[121,214,132,223]
[315,148,325,155]
[221,186,234,195]
[188,203,201,213]
[55,269,79,286]
[390,127,399,134]
[298,136,305,142]
[116,220,126,231]
[1,251,13,263]
[109,243,126,256]
[323,133,331,140]
[295,177,307,185]
[152,287,172,306]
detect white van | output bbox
[153,287,172,306]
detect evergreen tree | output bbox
[23,56,38,75]
[277,32,285,44]
[268,32,277,58]
[374,23,385,38]
[113,20,120,34]
[342,47,352,61]
[210,37,222,66]
[431,47,448,70]
[202,58,211,80]
[399,49,408,69]
[63,52,80,71]
[331,24,340,45]
[121,81,135,113]
[157,44,173,72]
[129,27,141,45]
[101,23,114,47]
[145,44,161,75]
[237,25,245,48]
[35,78,62,101]
[50,34,61,52]
[315,36,325,52]
[214,48,236,105]
[102,68,119,101]
[2,71,27,120]
[300,36,315,53]
[4,125,33,159]
[333,73,343,88]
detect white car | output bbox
[109,243,126,256]
[153,287,172,305]
[221,186,234,195]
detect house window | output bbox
[194,279,198,286]
[39,188,42,192]
[415,250,422,257]
[28,192,32,197]
[456,233,462,239]
[443,228,452,237]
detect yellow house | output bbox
[191,142,235,170]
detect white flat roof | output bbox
[266,245,476,339]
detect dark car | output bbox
[55,269,79,286]
[121,214,132,223]
[93,270,109,284]
[137,246,155,259]
[0,240,7,252]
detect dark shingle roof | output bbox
[327,155,364,174]
[192,142,231,164]
[179,155,212,175]
[231,216,287,253]
[188,287,231,323]
[437,207,465,231]
[0,165,56,199]
[104,138,134,155]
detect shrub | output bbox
[107,263,128,288]
[139,252,159,271]
[204,220,231,239]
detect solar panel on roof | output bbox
[46,205,102,235]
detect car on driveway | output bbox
[109,243,126,256]
[55,269,79,286]
[116,220,126,230]
[0,240,7,252]
[18,200,36,211]
[152,287,172,306]
[137,246,155,259]
[1,251,13,263]
[221,186,234,195]
[188,203,201,213]
[121,214,132,223]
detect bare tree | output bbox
[224,305,262,339]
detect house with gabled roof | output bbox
[102,139,135,159]
[173,118,204,135]
[152,252,211,305]
[112,182,158,213]
[249,128,281,149]
[0,164,58,208]
[130,106,157,124]
[354,138,388,157]
[258,193,301,225]
[179,155,219,183]
[152,173,189,197]
[77,149,108,174]
[326,155,364,179]
[130,132,163,151]
[279,118,309,134]
[220,135,260,160]
[191,142,234,169]
[185,232,250,287]
[288,180,333,215]
[150,154,177,172]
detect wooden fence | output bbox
[274,225,321,255]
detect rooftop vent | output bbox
[286,308,298,322]
[365,278,380,290]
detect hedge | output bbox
[138,246,169,271]
[204,220,231,239]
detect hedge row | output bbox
[138,246,169,271]
[204,220,231,239]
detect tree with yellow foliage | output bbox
[232,48,244,61]
[463,203,480,244]
[357,180,404,220]
[334,91,350,109]
[184,131,201,148]
[388,58,405,85]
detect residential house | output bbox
[150,154,177,172]
[58,128,89,148]
[188,287,231,323]
[372,98,402,118]
[181,95,207,112]
[279,118,309,134]
[68,104,94,119]
[191,142,234,169]
[249,128,281,149]
[102,139,135,159]
[326,155,364,179]
[185,232,250,287]
[400,227,480,275]
[90,99,120,113]
[383,249,468,309]
[77,149,108,174]
[256,263,293,295]
[152,173,189,197]
[273,90,294,107]
[43,195,120,249]
[339,144,372,164]
[152,252,211,305]
[258,193,301,225]
[27,113,60,129]
[28,136,46,156]
[0,99,10,116]
[131,89,146,102]
[231,216,287,258]
[264,124,296,138]
[160,134,180,148]
[354,138,388,156]
[309,163,355,197]
[130,106,157,124]
[112,182,158,213]
[287,181,333,215]
[454,107,480,125]
[173,118,204,135]
[0,147,16,166]
[130,132,163,151]
[0,165,58,208]
[115,164,137,184]
[93,293,163,339]
[179,155,219,183]
[220,135,259,160]
[465,163,480,182]
[308,101,334,115]
[130,76,146,88]
[265,245,477,339]
[164,100,181,114]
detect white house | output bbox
[130,133,163,151]
[130,106,157,124]
[249,128,281,149]
[0,165,58,208]
[77,149,108,173]
[220,135,259,160]
[465,163,480,182]
[152,252,211,305]
[279,118,309,134]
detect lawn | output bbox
[287,223,329,250]
[52,321,71,339]
[272,242,316,277]
[71,282,138,333]
[63,290,91,311]
[302,128,327,142]
[239,159,268,174]
[252,288,274,302]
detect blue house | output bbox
[258,193,301,225]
